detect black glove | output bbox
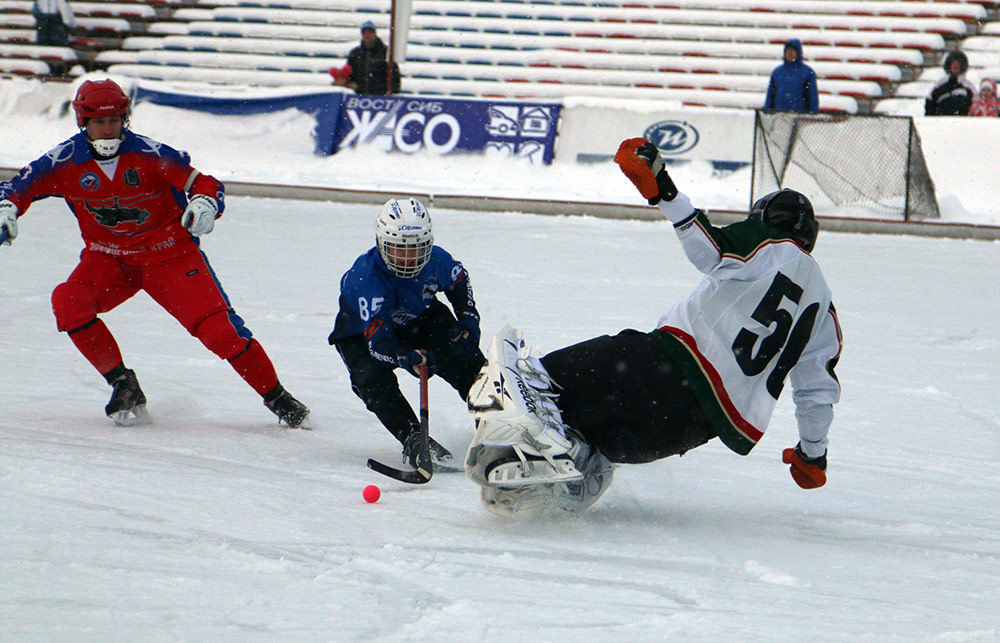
[782,442,827,489]
[635,141,678,205]
[397,350,436,378]
[449,316,481,359]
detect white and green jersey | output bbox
[653,197,842,457]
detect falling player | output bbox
[463,138,843,517]
[0,78,310,428]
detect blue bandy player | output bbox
[328,198,485,469]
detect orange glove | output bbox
[615,138,660,201]
[614,138,678,205]
[782,444,827,489]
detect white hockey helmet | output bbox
[376,198,433,279]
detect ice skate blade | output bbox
[109,405,151,427]
[431,454,463,473]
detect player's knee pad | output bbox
[465,324,585,487]
[465,415,583,487]
[51,281,99,331]
[193,309,250,360]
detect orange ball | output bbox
[363,484,381,503]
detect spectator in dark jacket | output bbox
[335,21,401,96]
[925,50,975,116]
[33,0,75,47]
[763,39,819,113]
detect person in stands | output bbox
[763,38,819,113]
[33,0,75,47]
[968,77,1000,117]
[925,50,975,116]
[330,21,401,95]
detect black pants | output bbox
[36,14,69,47]
[540,330,716,464]
[333,300,486,444]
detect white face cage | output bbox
[379,238,433,279]
[90,137,124,157]
[375,198,433,279]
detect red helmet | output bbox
[72,79,130,127]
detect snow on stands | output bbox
[2,0,995,112]
[79,0,989,113]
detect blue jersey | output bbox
[328,246,478,363]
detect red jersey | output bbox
[0,130,224,264]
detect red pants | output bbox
[51,248,278,395]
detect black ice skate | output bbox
[403,432,461,472]
[105,368,150,426]
[264,386,311,429]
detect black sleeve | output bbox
[444,269,480,325]
[960,93,973,116]
[346,49,360,83]
[926,81,948,116]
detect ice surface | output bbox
[2,198,998,640]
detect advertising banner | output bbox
[132,85,343,155]
[332,94,561,164]
[557,106,754,171]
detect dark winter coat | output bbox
[763,39,819,113]
[925,51,975,116]
[346,37,401,95]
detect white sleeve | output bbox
[656,191,695,224]
[658,194,724,275]
[789,305,842,458]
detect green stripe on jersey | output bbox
[698,214,793,260]
[650,328,757,455]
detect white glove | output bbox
[0,199,18,246]
[180,195,218,236]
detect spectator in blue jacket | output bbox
[763,39,819,113]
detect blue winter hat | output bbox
[360,21,376,34]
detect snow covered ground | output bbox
[2,76,999,640]
[3,196,999,641]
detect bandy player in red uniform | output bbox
[0,79,310,428]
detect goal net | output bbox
[752,111,939,220]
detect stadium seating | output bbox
[874,19,1000,114]
[1,0,998,115]
[0,0,161,76]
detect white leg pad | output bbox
[466,324,583,487]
